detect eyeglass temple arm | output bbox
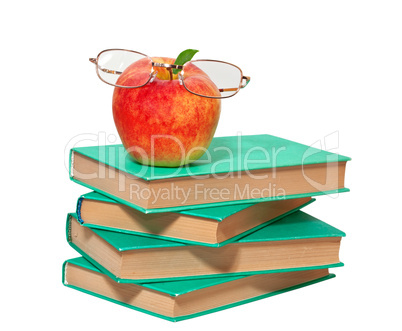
[89,58,123,75]
[218,76,251,92]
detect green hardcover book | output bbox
[63,256,335,322]
[67,210,345,283]
[77,191,314,247]
[69,134,351,213]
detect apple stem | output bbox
[167,67,173,80]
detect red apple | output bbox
[112,57,221,167]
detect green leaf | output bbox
[173,49,199,74]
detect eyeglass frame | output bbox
[89,48,250,99]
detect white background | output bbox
[2,0,401,329]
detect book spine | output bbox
[66,213,72,242]
[69,149,74,179]
[76,197,85,224]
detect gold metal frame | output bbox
[180,59,251,99]
[90,49,250,99]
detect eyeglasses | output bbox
[89,49,250,99]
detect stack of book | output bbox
[63,134,350,321]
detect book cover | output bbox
[77,191,315,246]
[63,256,335,322]
[70,134,351,213]
[66,210,345,283]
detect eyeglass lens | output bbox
[182,61,242,98]
[97,50,152,87]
